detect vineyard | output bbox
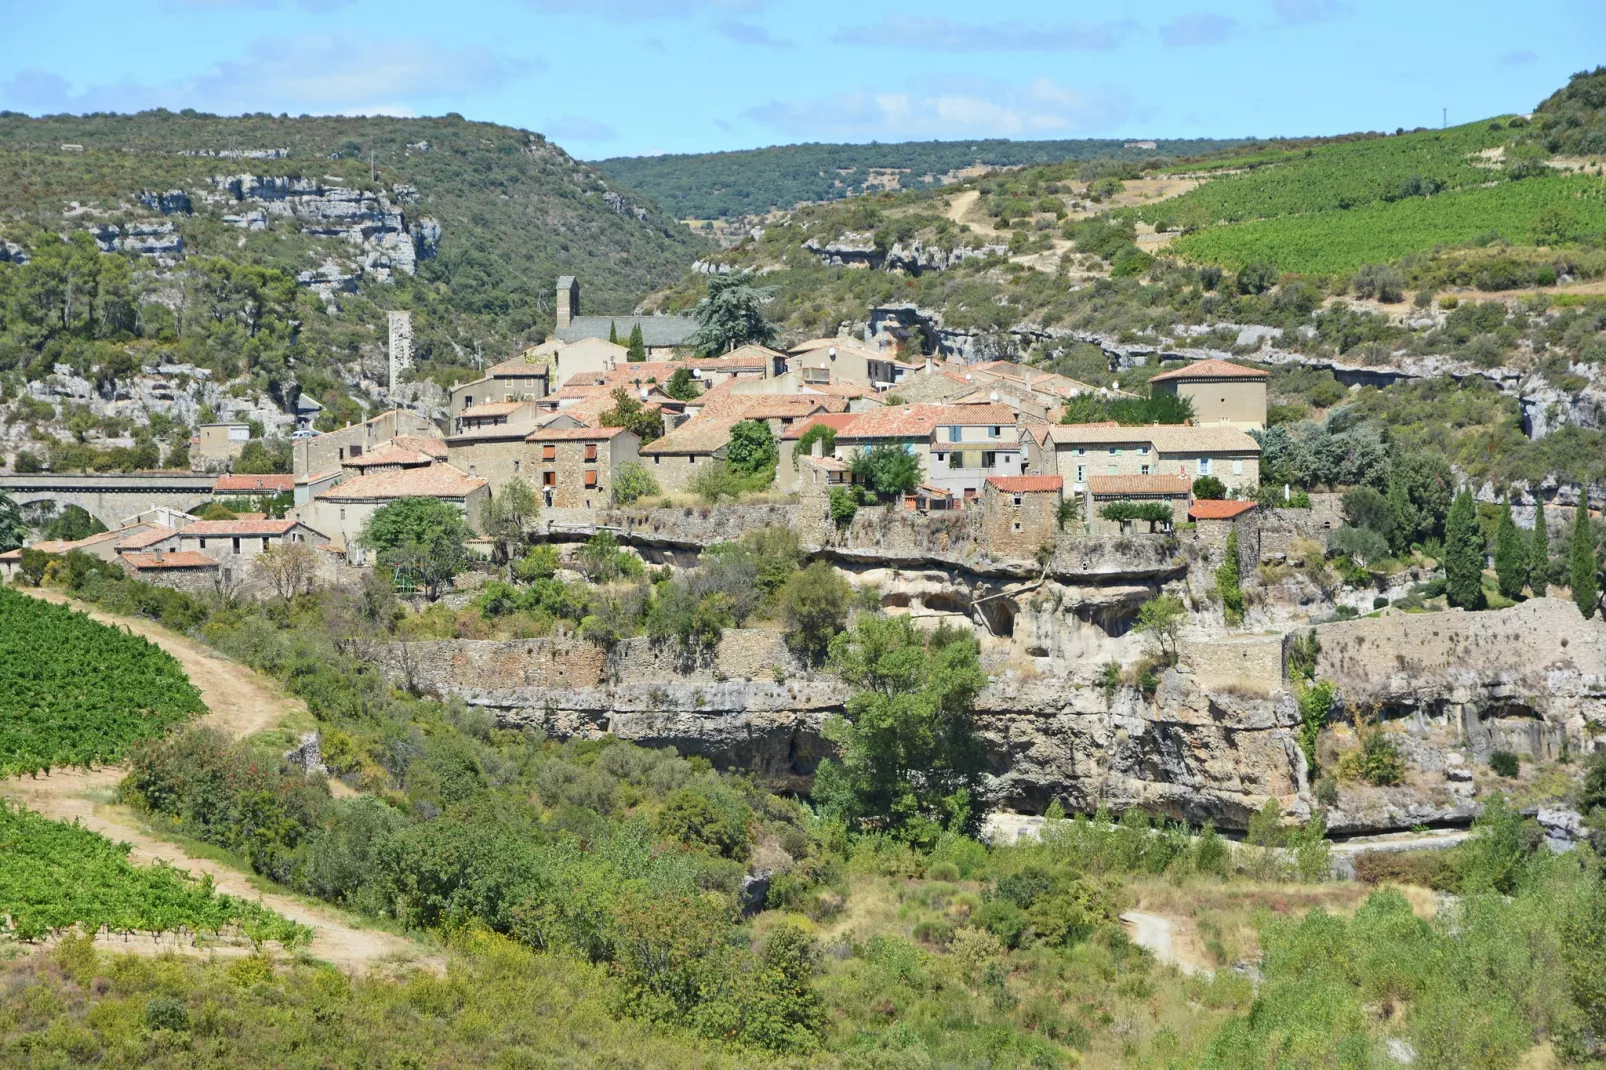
[0,588,206,775]
[1142,121,1514,229]
[1169,174,1606,273]
[0,800,309,945]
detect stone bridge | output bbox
[0,472,218,527]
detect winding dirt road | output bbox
[3,589,442,974]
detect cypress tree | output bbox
[608,320,619,344]
[1571,503,1599,619]
[1216,527,1244,625]
[1443,488,1485,610]
[1494,500,1526,600]
[1530,498,1550,596]
[1385,472,1416,555]
[627,322,647,363]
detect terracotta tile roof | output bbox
[639,415,742,455]
[1148,358,1268,382]
[988,475,1064,493]
[1044,423,1156,446]
[459,400,533,419]
[316,464,487,501]
[1088,474,1192,496]
[116,526,181,550]
[707,344,782,367]
[552,383,611,400]
[1145,425,1262,453]
[801,381,871,399]
[392,435,449,459]
[214,474,295,493]
[119,551,218,570]
[917,483,953,498]
[932,403,1018,426]
[524,425,634,442]
[698,393,843,420]
[780,412,863,440]
[484,358,549,378]
[801,454,850,472]
[1189,499,1258,520]
[184,518,303,536]
[343,447,437,469]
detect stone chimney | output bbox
[811,438,824,459]
[555,276,579,330]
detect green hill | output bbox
[593,137,1256,220]
[0,111,709,399]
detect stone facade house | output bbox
[453,399,542,438]
[302,464,489,562]
[777,413,862,492]
[180,518,328,563]
[786,338,916,391]
[115,551,219,593]
[1085,474,1192,535]
[982,475,1064,561]
[1032,422,1261,495]
[551,337,629,390]
[448,357,549,422]
[639,416,743,494]
[1147,359,1269,430]
[1189,498,1259,559]
[925,403,1028,503]
[195,423,251,465]
[1146,425,1261,491]
[522,425,641,509]
[291,410,442,478]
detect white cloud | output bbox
[2,36,533,116]
[743,78,1131,140]
[1159,13,1238,48]
[830,15,1137,52]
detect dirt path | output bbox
[4,588,442,975]
[1120,911,1213,977]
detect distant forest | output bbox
[593,137,1258,219]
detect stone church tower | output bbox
[555,276,580,329]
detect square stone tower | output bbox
[556,276,580,330]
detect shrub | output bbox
[827,485,858,527]
[1352,849,1458,889]
[1489,750,1520,778]
[1236,260,1278,295]
[1193,475,1227,500]
[1353,263,1407,302]
[782,560,851,661]
[927,860,960,882]
[144,995,191,1033]
[611,462,660,505]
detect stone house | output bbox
[982,475,1064,561]
[551,276,697,358]
[301,464,488,562]
[115,551,219,594]
[180,518,328,563]
[777,413,862,492]
[291,409,442,478]
[523,425,641,509]
[829,404,948,487]
[448,357,549,422]
[638,415,743,495]
[1147,359,1269,430]
[1085,474,1192,535]
[1189,498,1260,561]
[551,337,629,390]
[926,403,1029,503]
[1146,425,1261,490]
[786,338,918,391]
[195,423,251,465]
[115,525,183,556]
[453,399,542,438]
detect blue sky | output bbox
[2,1,1601,158]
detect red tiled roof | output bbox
[459,400,533,419]
[987,475,1064,493]
[524,425,633,442]
[1189,499,1258,520]
[214,474,295,493]
[119,551,218,570]
[780,412,862,440]
[640,415,743,455]
[183,518,302,536]
[933,403,1018,425]
[1087,474,1192,497]
[392,435,449,459]
[116,526,180,550]
[1147,358,1268,382]
[342,447,437,469]
[698,393,844,420]
[316,464,486,502]
[485,358,549,377]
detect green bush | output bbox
[1489,750,1520,778]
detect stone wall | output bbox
[1256,494,1342,562]
[1180,633,1286,693]
[981,484,1062,563]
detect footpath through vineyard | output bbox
[2,588,443,975]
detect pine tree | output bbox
[1443,488,1485,610]
[608,320,619,345]
[626,322,647,363]
[1571,503,1599,619]
[1494,500,1526,600]
[1530,498,1551,596]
